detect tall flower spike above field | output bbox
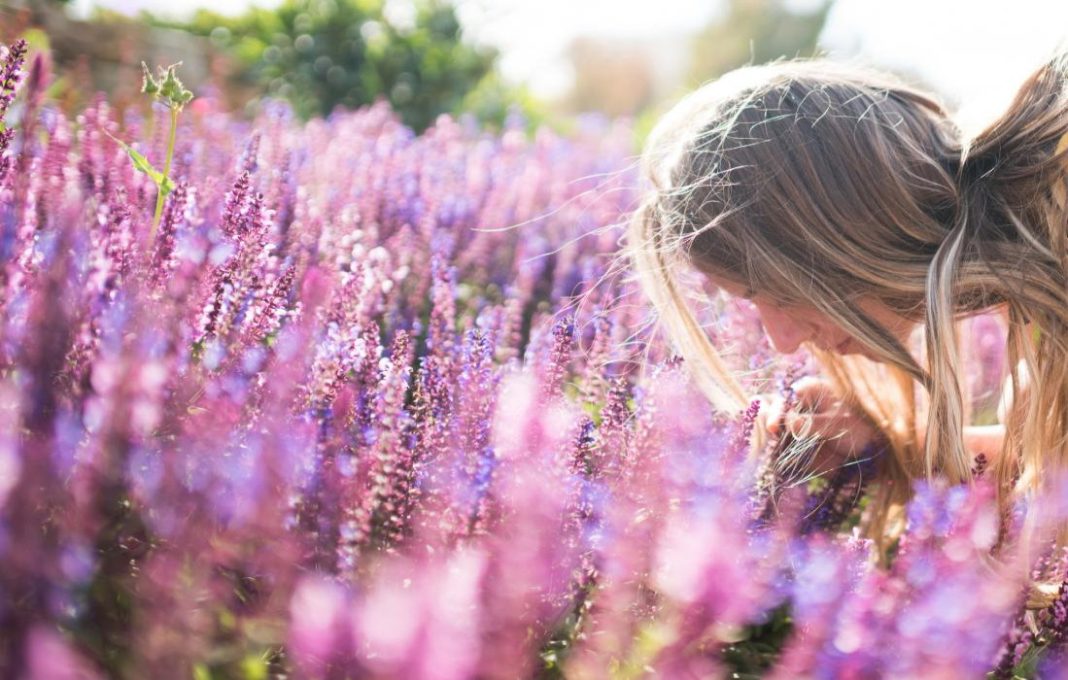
[127,61,195,244]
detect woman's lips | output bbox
[835,338,851,353]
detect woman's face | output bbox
[707,277,918,359]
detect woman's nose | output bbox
[757,306,810,354]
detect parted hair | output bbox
[628,52,1068,564]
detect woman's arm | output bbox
[956,359,1030,470]
[962,424,1004,464]
[762,377,881,475]
[766,378,1007,475]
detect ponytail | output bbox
[924,51,1068,553]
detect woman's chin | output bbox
[831,338,874,359]
[809,338,873,360]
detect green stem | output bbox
[149,106,179,246]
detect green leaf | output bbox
[104,131,175,197]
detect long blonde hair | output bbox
[628,54,1068,558]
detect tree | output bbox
[688,0,833,85]
[172,0,498,132]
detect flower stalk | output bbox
[131,61,194,246]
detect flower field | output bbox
[0,39,1065,679]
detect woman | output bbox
[627,52,1068,563]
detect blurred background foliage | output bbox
[0,0,834,136]
[158,0,513,131]
[688,0,832,85]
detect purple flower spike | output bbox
[0,39,27,123]
[543,315,575,400]
[0,39,28,185]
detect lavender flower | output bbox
[0,39,28,186]
[0,39,27,123]
[543,315,575,399]
[0,53,1053,679]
